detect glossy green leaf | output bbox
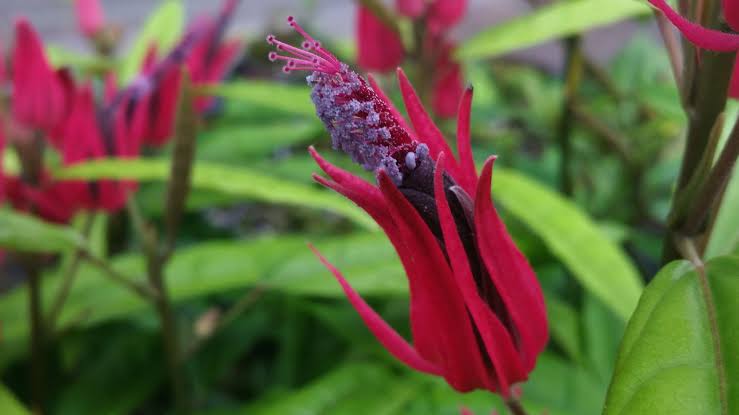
[206,81,315,117]
[0,384,28,415]
[119,0,184,83]
[603,256,739,415]
[0,210,86,253]
[456,0,651,60]
[54,158,375,229]
[494,168,643,320]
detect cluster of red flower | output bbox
[0,0,242,223]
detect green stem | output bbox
[556,35,584,196]
[505,398,528,415]
[27,261,45,414]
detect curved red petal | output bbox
[378,169,493,392]
[309,244,443,376]
[396,67,461,176]
[649,0,739,51]
[474,158,549,372]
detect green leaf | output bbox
[199,363,413,415]
[603,256,739,415]
[0,233,401,358]
[706,161,739,258]
[546,297,582,364]
[118,0,184,83]
[0,209,86,253]
[54,158,375,229]
[206,81,315,117]
[493,168,643,321]
[0,384,29,415]
[197,120,321,162]
[456,0,651,60]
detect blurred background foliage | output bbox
[0,0,737,414]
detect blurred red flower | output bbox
[74,0,105,38]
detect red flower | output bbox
[431,42,465,118]
[58,85,141,212]
[185,0,243,112]
[268,19,548,397]
[356,5,405,72]
[12,19,74,134]
[426,0,468,34]
[74,0,105,38]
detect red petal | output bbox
[356,6,405,72]
[427,0,468,32]
[396,68,461,175]
[75,0,105,37]
[434,153,529,395]
[456,86,477,191]
[396,0,426,17]
[724,0,739,32]
[474,158,549,372]
[649,0,739,51]
[309,244,442,376]
[377,170,493,392]
[730,55,739,99]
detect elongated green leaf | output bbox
[603,256,739,415]
[206,81,315,116]
[493,168,643,320]
[0,233,401,358]
[119,0,184,83]
[706,165,739,258]
[0,384,28,415]
[197,120,321,162]
[54,159,375,229]
[0,210,85,253]
[456,0,651,60]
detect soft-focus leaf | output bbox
[0,233,401,356]
[201,363,412,415]
[582,295,624,383]
[456,0,650,60]
[0,384,28,415]
[55,159,375,229]
[197,120,321,162]
[494,168,643,320]
[706,161,739,258]
[603,256,739,415]
[546,297,582,363]
[0,209,86,253]
[119,0,184,83]
[206,81,315,117]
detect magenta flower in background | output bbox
[74,0,105,38]
[268,18,548,397]
[12,19,74,134]
[356,5,405,72]
[355,0,468,118]
[648,0,739,51]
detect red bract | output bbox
[12,19,73,133]
[74,0,105,37]
[58,85,139,212]
[431,44,465,118]
[185,0,243,111]
[648,0,739,51]
[268,19,548,397]
[396,0,425,18]
[356,6,405,72]
[427,0,468,33]
[4,174,80,224]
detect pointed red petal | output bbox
[377,169,493,392]
[474,158,549,372]
[396,68,460,175]
[309,244,442,376]
[431,59,464,119]
[724,0,739,32]
[649,0,739,51]
[456,85,477,192]
[427,0,468,32]
[434,154,528,396]
[396,0,426,17]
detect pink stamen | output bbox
[266,17,342,74]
